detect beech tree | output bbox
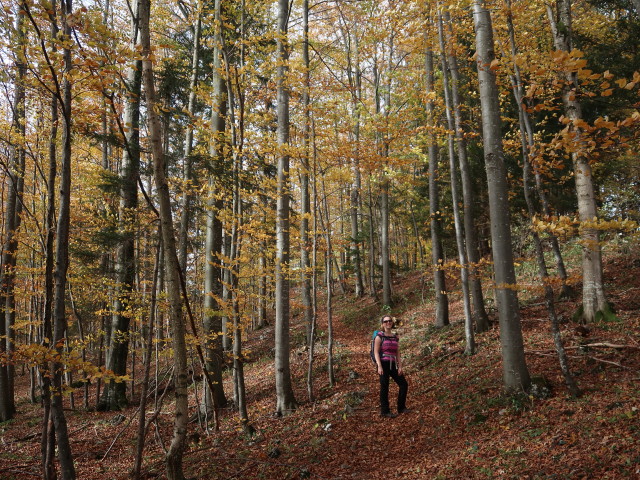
[473,0,530,392]
[0,0,26,421]
[438,10,474,353]
[139,0,189,475]
[202,0,228,414]
[546,0,610,323]
[274,0,297,415]
[101,0,142,411]
[425,33,449,329]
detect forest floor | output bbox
[1,247,640,479]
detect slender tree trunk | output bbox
[367,178,378,298]
[320,181,335,387]
[443,10,490,331]
[438,11,474,353]
[300,0,313,344]
[374,46,394,307]
[344,25,365,299]
[473,0,531,392]
[425,40,449,328]
[546,0,607,323]
[230,185,252,432]
[274,0,297,416]
[132,237,160,480]
[41,63,58,480]
[307,135,319,401]
[140,0,189,477]
[178,4,202,271]
[48,1,77,477]
[499,6,572,299]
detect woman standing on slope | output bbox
[374,315,409,418]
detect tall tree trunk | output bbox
[443,10,490,332]
[342,21,365,299]
[425,39,449,328]
[178,4,202,272]
[320,180,336,387]
[0,2,26,421]
[48,0,77,476]
[139,0,189,477]
[438,11,474,353]
[41,53,59,480]
[367,178,378,298]
[473,0,531,392]
[224,13,254,430]
[132,237,160,480]
[373,48,393,307]
[380,177,392,307]
[230,179,253,432]
[102,1,142,410]
[274,0,297,416]
[546,0,608,323]
[300,0,313,344]
[506,0,579,396]
[307,131,319,402]
[202,0,227,414]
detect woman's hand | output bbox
[398,365,403,376]
[377,365,383,375]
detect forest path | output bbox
[306,292,476,479]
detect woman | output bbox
[374,315,409,418]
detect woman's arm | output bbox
[374,335,383,375]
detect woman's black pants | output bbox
[379,360,408,414]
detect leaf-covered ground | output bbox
[1,250,639,479]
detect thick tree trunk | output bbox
[546,0,607,323]
[274,0,297,415]
[473,0,531,392]
[202,0,227,414]
[102,3,142,410]
[0,2,26,421]
[139,0,189,477]
[425,43,449,328]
